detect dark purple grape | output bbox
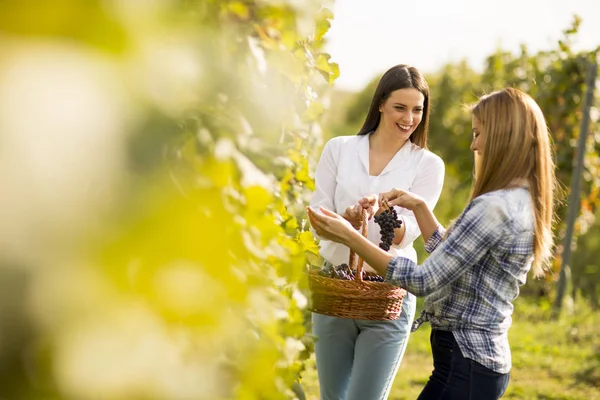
[374,208,402,252]
[371,207,402,282]
[325,263,356,280]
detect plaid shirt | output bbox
[385,188,534,373]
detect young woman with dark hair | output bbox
[309,64,445,400]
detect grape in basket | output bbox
[318,263,355,280]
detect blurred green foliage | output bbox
[0,0,337,398]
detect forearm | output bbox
[413,203,440,243]
[341,209,361,230]
[391,221,406,245]
[344,230,393,276]
[391,203,438,245]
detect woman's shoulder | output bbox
[469,189,534,239]
[321,134,362,155]
[325,134,361,147]
[407,142,444,167]
[472,189,515,207]
[477,187,530,202]
[470,188,531,220]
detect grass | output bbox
[299,298,600,399]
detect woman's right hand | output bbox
[358,195,378,220]
[379,189,426,211]
[343,194,378,229]
[342,204,363,229]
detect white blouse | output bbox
[310,134,445,266]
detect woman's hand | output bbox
[379,189,426,211]
[380,189,440,243]
[308,206,394,276]
[343,195,378,229]
[358,194,378,220]
[308,206,358,246]
[342,204,363,229]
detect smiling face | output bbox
[378,88,425,142]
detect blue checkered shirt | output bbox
[385,188,534,373]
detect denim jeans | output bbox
[417,330,510,400]
[312,293,416,400]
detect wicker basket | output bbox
[307,209,407,321]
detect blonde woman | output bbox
[307,87,556,399]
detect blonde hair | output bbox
[471,87,556,276]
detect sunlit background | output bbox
[326,0,600,91]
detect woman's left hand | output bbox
[307,206,358,245]
[379,188,426,211]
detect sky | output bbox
[324,0,600,91]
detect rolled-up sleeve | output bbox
[424,226,446,253]
[385,197,507,296]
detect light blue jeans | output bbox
[312,293,416,400]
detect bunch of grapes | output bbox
[318,204,401,283]
[319,264,386,282]
[362,271,385,282]
[319,263,355,280]
[374,206,402,251]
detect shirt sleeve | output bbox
[309,138,340,241]
[310,138,339,212]
[394,153,445,249]
[384,196,508,296]
[424,225,446,253]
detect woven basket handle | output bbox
[349,208,369,282]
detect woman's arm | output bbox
[307,207,393,275]
[308,195,508,295]
[382,190,442,244]
[310,140,338,214]
[384,197,507,295]
[389,154,445,246]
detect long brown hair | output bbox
[471,88,556,276]
[358,65,430,149]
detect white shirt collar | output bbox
[357,134,413,176]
